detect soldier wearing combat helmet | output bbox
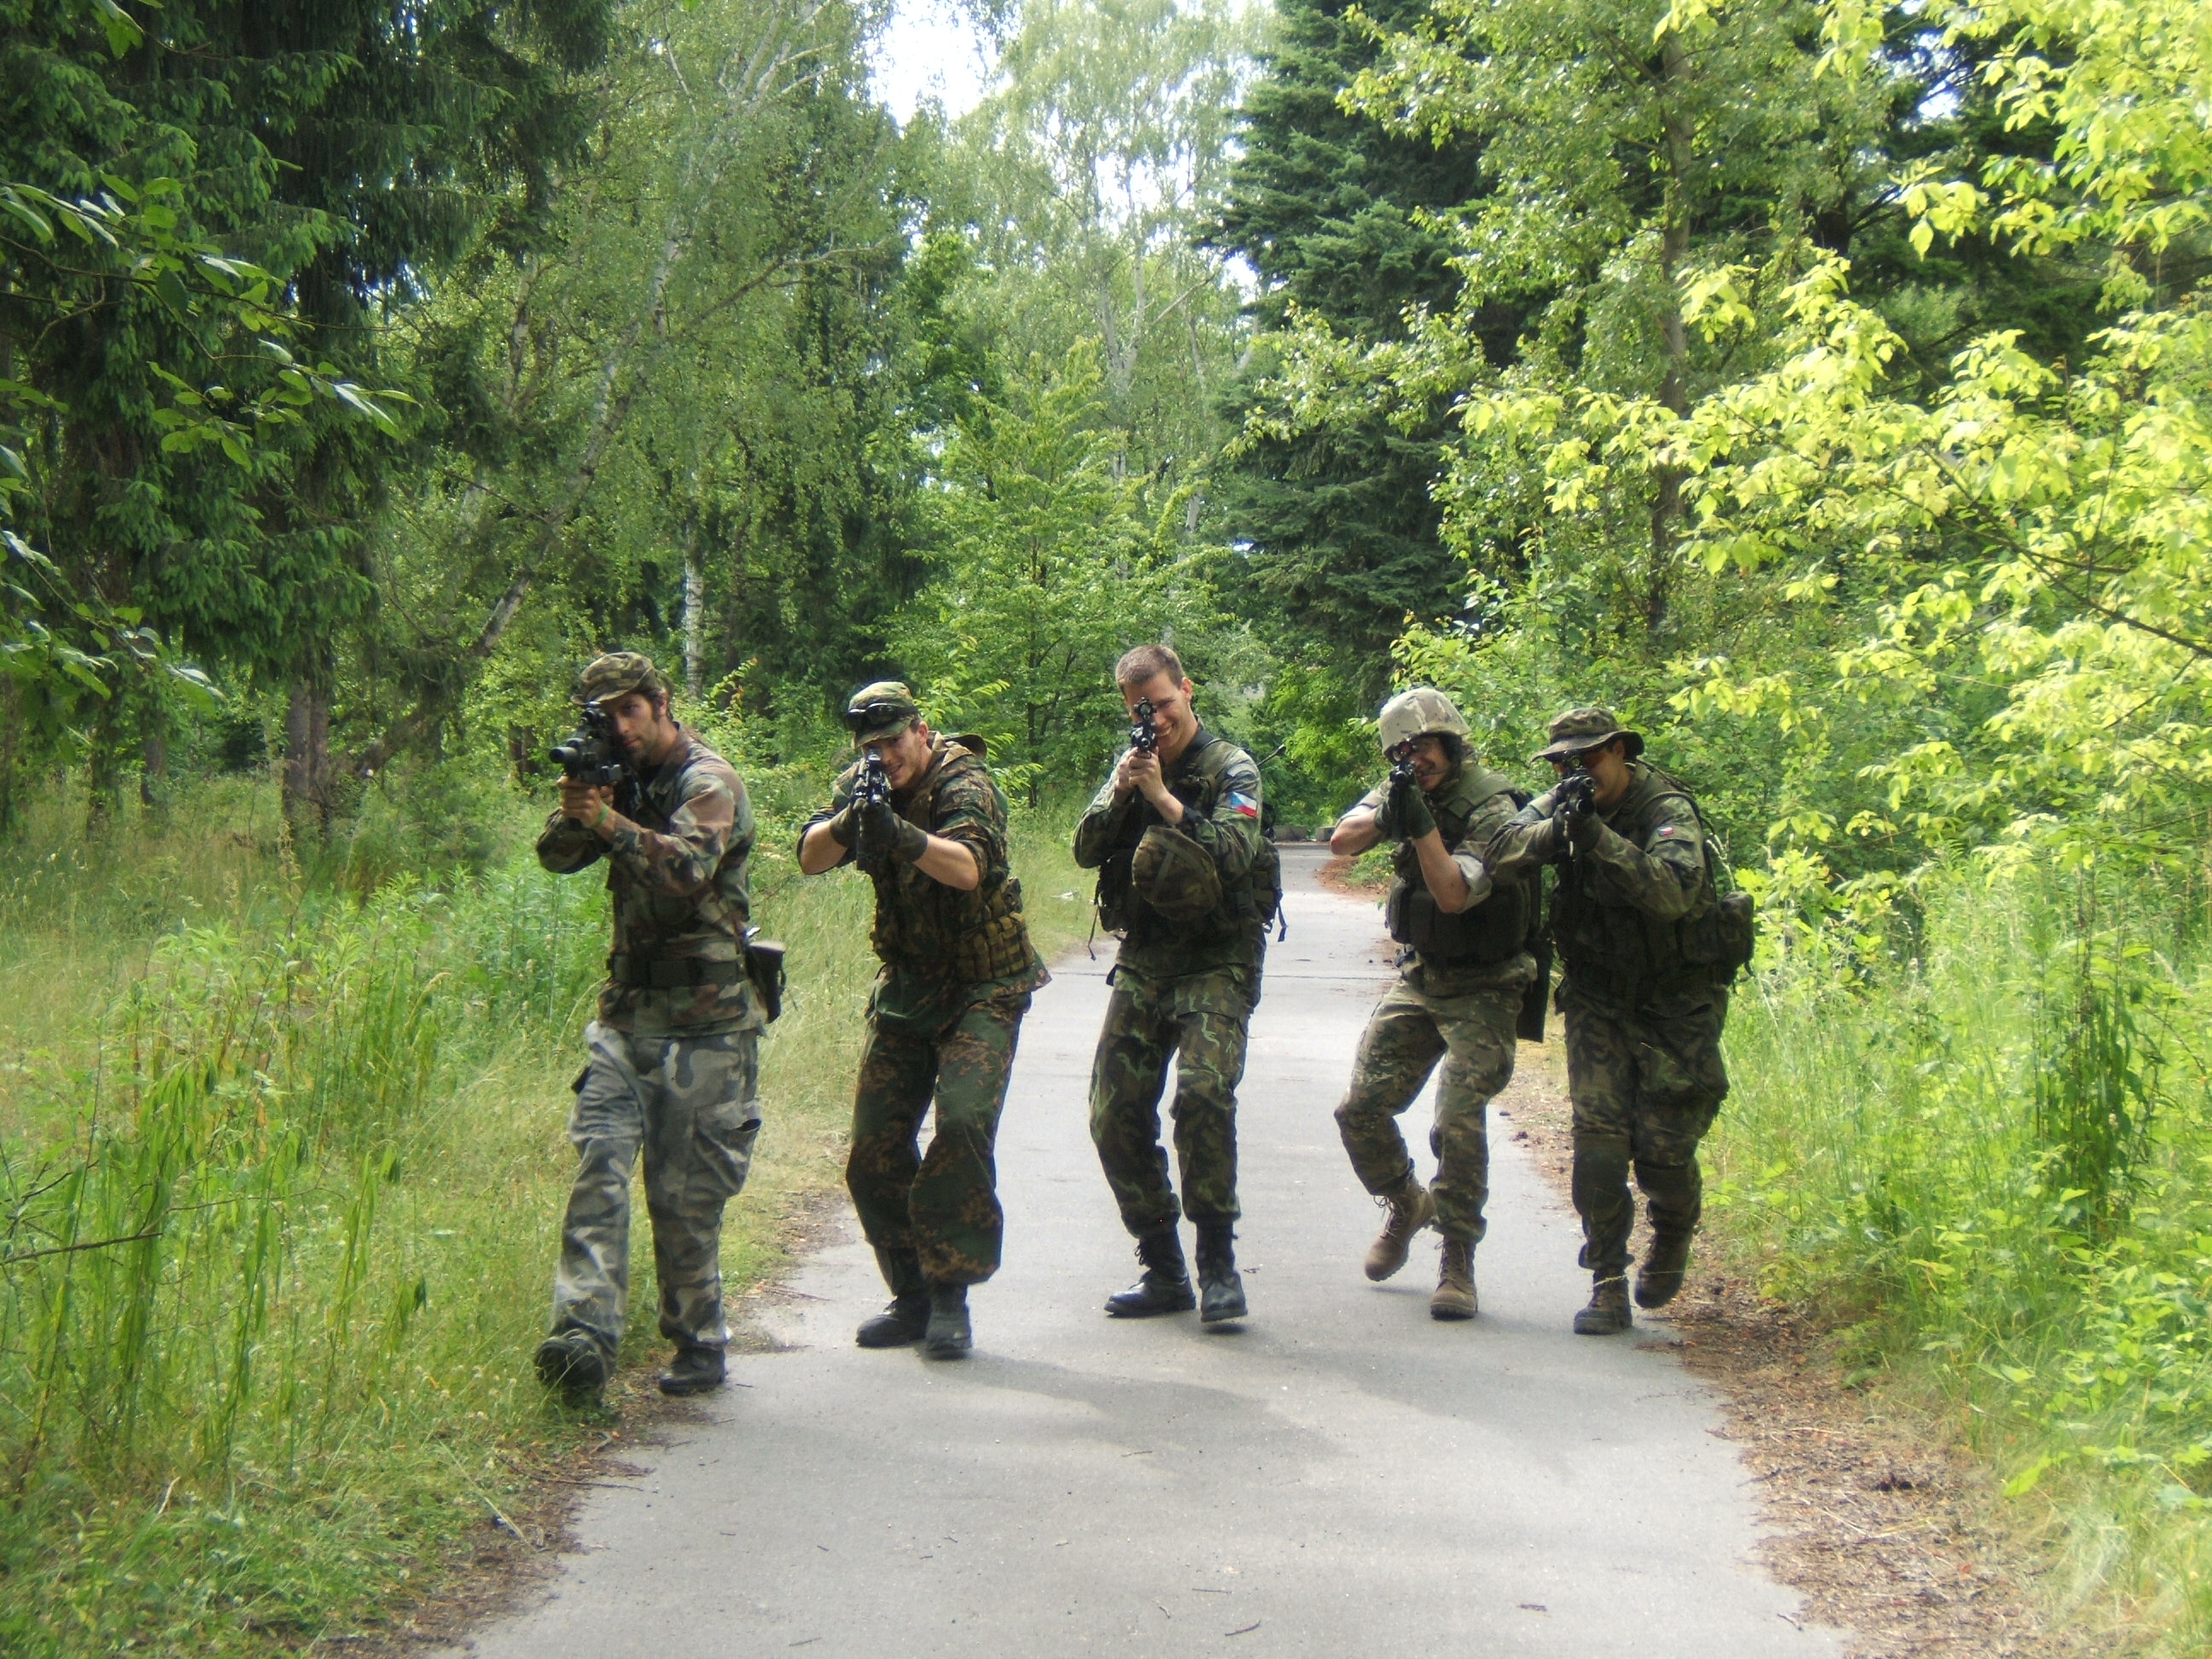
[1329,687,1541,1319]
[798,682,1047,1359]
[1074,643,1278,1327]
[1484,707,1752,1334]
[533,651,768,1400]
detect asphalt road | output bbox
[448,847,1842,1658]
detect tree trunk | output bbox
[683,545,704,701]
[283,681,332,843]
[140,728,170,819]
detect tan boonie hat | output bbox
[1377,686,1471,752]
[577,650,666,706]
[1533,705,1644,762]
[845,680,921,745]
[1132,825,1220,923]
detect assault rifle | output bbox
[853,749,892,872]
[550,704,627,789]
[1554,768,1598,823]
[1129,696,1159,756]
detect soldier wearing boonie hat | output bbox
[796,680,1047,1360]
[1326,686,1543,1322]
[533,650,768,1402]
[1485,704,1751,1336]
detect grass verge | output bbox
[1704,868,2212,1655]
[0,778,1086,1655]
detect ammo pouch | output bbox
[607,952,744,989]
[744,930,787,1023]
[1385,876,1530,965]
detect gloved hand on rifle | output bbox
[1552,771,1600,852]
[1386,765,1435,841]
[859,796,929,866]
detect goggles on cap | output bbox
[843,701,913,734]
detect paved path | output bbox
[451,848,1842,1658]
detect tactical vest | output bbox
[868,739,1035,983]
[616,740,748,957]
[1096,732,1279,947]
[1383,765,1532,964]
[1551,764,1749,1000]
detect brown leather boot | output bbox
[1573,1273,1632,1335]
[1363,1177,1435,1282]
[1429,1238,1477,1321]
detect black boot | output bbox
[923,1282,972,1359]
[1194,1223,1248,1325]
[1633,1159,1702,1309]
[657,1343,726,1395]
[1105,1226,1196,1318]
[534,1330,608,1400]
[856,1247,929,1348]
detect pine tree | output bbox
[1209,0,1503,707]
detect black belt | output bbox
[607,953,743,989]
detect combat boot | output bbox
[923,1282,972,1359]
[657,1343,725,1396]
[1105,1226,1196,1318]
[1633,1158,1701,1309]
[534,1330,608,1400]
[1194,1223,1248,1325]
[1572,1274,1633,1336]
[1635,1232,1692,1309]
[1429,1238,1477,1321]
[1363,1174,1435,1282]
[856,1247,929,1348]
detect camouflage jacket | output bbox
[1486,760,1718,1004]
[804,736,1047,1012]
[1073,726,1271,981]
[1353,761,1535,996]
[538,729,762,1036]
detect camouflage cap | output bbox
[577,650,667,707]
[1377,686,1471,752]
[1132,825,1221,923]
[845,680,921,745]
[1533,705,1644,762]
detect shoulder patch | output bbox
[1225,791,1260,821]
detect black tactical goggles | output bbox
[843,701,913,733]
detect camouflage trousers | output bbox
[847,992,1029,1286]
[550,1021,761,1363]
[1560,980,1731,1278]
[1088,964,1254,1233]
[1335,975,1521,1243]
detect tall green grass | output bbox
[0,776,1086,1654]
[1708,870,2212,1652]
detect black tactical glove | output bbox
[824,801,860,848]
[1394,776,1436,841]
[859,797,928,866]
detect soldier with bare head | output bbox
[1074,643,1278,1328]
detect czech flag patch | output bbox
[1226,792,1260,820]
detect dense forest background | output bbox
[4,0,2212,1651]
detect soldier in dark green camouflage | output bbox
[1074,643,1274,1327]
[534,652,766,1401]
[1329,688,1539,1321]
[800,683,1047,1360]
[1487,707,1738,1336]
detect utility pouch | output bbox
[744,928,787,1024]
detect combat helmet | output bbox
[1377,686,1470,752]
[1132,825,1220,923]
